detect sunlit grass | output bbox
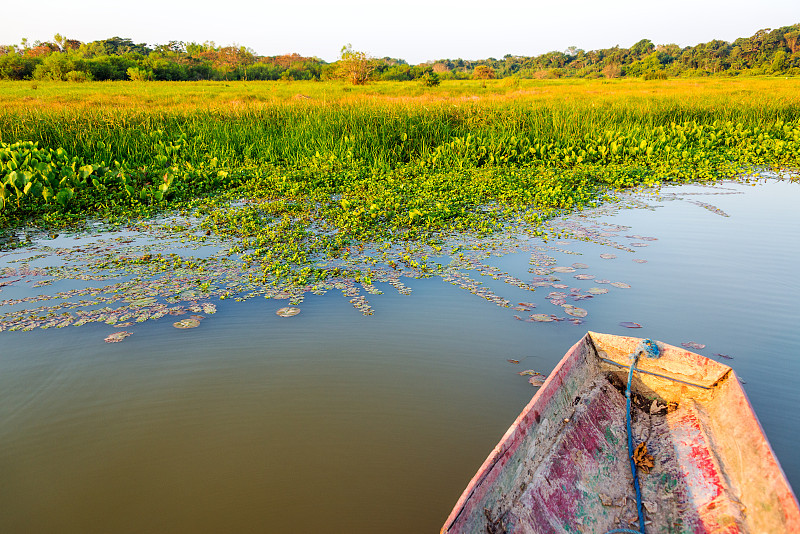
[2,78,799,112]
[2,77,799,285]
[2,78,798,170]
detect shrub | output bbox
[473,65,496,80]
[420,72,440,87]
[127,67,154,81]
[65,70,90,82]
[643,70,667,80]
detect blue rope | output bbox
[607,338,660,534]
[626,349,646,534]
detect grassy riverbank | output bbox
[1,78,799,284]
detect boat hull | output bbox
[441,332,800,533]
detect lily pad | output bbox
[681,342,706,350]
[507,359,520,364]
[173,318,201,329]
[574,274,595,280]
[276,307,301,317]
[571,263,589,269]
[715,353,734,360]
[201,302,217,314]
[518,369,548,386]
[563,305,588,318]
[610,282,631,288]
[528,375,547,387]
[530,313,555,322]
[633,259,648,264]
[620,322,643,328]
[552,266,575,273]
[587,287,609,295]
[600,253,617,259]
[104,331,132,343]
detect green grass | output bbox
[1,78,799,285]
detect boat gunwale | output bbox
[441,332,592,532]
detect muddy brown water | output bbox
[1,179,798,532]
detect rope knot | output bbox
[632,338,660,361]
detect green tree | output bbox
[785,31,800,54]
[771,50,787,73]
[339,44,374,85]
[630,39,655,58]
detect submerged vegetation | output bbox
[1,78,800,287]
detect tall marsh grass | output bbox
[2,78,798,170]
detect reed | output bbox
[2,78,799,170]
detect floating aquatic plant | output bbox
[173,318,201,329]
[681,341,706,350]
[276,307,301,317]
[104,331,132,343]
[563,305,588,318]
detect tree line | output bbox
[1,24,798,83]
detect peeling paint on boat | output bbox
[441,332,800,533]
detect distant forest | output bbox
[1,24,798,82]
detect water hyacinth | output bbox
[1,98,790,345]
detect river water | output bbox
[0,178,798,532]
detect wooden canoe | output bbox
[441,332,800,533]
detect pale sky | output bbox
[3,0,798,64]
